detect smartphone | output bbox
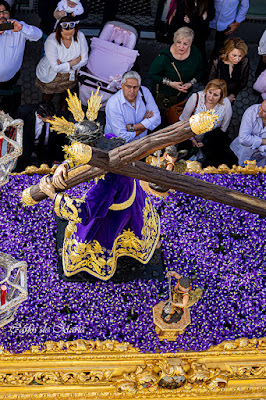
[0,22,14,31]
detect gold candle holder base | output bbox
[153,301,191,341]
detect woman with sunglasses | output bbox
[36,16,88,109]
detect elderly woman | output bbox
[149,27,204,115]
[36,16,88,108]
[208,38,249,103]
[179,79,235,166]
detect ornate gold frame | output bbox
[0,337,265,399]
[4,163,265,399]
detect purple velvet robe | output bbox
[54,173,160,280]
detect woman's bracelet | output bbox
[162,77,171,86]
[190,78,197,86]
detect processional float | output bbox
[0,91,266,399]
[20,89,266,340]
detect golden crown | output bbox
[48,88,103,136]
[189,110,219,135]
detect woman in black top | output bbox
[208,38,249,103]
[155,0,215,54]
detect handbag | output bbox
[166,92,199,125]
[165,99,188,125]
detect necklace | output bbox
[130,101,135,107]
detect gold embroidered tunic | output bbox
[54,173,160,281]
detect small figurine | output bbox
[161,271,203,324]
[149,146,187,193]
[153,271,202,340]
[160,146,187,173]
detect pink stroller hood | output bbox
[87,37,139,82]
[99,22,137,49]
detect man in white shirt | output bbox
[230,101,266,167]
[210,0,249,55]
[104,71,161,142]
[0,0,42,88]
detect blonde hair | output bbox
[173,27,194,44]
[204,79,228,104]
[220,38,248,62]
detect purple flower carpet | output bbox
[0,173,265,354]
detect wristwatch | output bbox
[129,124,134,132]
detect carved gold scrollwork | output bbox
[110,360,160,393]
[110,357,230,394]
[33,339,138,354]
[0,370,114,386]
[0,372,33,385]
[185,360,229,389]
[211,337,265,352]
[228,365,266,379]
[0,339,266,399]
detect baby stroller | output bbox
[78,21,139,108]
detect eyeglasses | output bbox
[60,21,79,29]
[0,10,9,15]
[123,84,140,90]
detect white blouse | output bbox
[179,91,232,140]
[36,31,88,83]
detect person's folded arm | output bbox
[105,103,136,142]
[72,33,89,70]
[139,87,161,131]
[45,39,71,73]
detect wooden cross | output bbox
[23,120,266,217]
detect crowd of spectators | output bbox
[0,0,266,171]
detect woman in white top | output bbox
[36,16,88,109]
[179,79,234,167]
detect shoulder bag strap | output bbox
[139,86,147,106]
[159,51,183,81]
[171,62,182,82]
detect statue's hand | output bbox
[53,163,68,189]
[39,175,56,200]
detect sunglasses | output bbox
[60,21,79,29]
